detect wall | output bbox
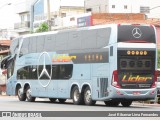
[85,0,160,18]
[85,0,108,13]
[157,27,160,49]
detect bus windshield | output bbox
[118,25,156,43]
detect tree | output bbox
[35,22,49,33]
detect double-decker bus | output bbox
[2,24,158,107]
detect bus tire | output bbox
[58,99,66,103]
[49,98,57,102]
[121,100,132,107]
[17,87,26,101]
[84,86,96,105]
[72,86,83,105]
[26,86,36,102]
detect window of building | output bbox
[112,5,115,9]
[61,13,66,17]
[21,15,25,22]
[86,8,92,12]
[124,5,128,9]
[70,17,75,21]
[140,6,150,13]
[27,14,30,21]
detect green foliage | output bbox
[35,22,49,33]
[158,49,160,68]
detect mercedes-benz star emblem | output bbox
[132,27,142,38]
[37,52,52,87]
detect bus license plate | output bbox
[133,91,140,95]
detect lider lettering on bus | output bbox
[52,55,76,62]
[122,75,152,82]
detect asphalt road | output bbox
[0,95,160,120]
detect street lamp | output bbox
[144,6,160,19]
[0,3,11,9]
[150,6,160,10]
[47,0,51,31]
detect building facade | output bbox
[85,0,160,19]
[31,0,85,31]
[13,0,35,35]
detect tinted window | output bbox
[56,32,68,51]
[10,38,20,55]
[97,28,111,48]
[81,29,97,49]
[28,37,37,53]
[44,35,56,52]
[118,25,156,43]
[20,38,30,56]
[37,35,45,52]
[68,31,82,50]
[17,64,73,80]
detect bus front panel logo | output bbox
[122,75,152,82]
[132,28,142,38]
[37,52,52,87]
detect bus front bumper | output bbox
[107,87,157,101]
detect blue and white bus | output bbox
[2,24,158,107]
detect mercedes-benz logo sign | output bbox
[132,27,142,38]
[37,52,52,87]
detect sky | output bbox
[0,0,19,29]
[0,0,84,29]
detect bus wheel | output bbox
[84,86,96,105]
[49,98,57,102]
[26,86,36,102]
[72,86,83,105]
[121,100,132,107]
[17,87,26,101]
[104,100,120,107]
[58,99,66,103]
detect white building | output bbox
[14,0,35,35]
[85,0,160,18]
[13,0,85,34]
[32,0,85,31]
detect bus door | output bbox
[57,64,73,98]
[6,56,16,95]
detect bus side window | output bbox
[59,65,73,79]
[7,58,15,79]
[110,46,113,56]
[19,38,29,57]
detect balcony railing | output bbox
[14,21,30,29]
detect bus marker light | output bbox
[150,90,155,95]
[127,51,131,55]
[132,51,135,55]
[136,51,139,55]
[116,91,124,95]
[151,71,158,88]
[112,70,121,88]
[140,51,143,55]
[144,51,147,55]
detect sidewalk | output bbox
[132,101,160,107]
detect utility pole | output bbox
[47,0,51,31]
